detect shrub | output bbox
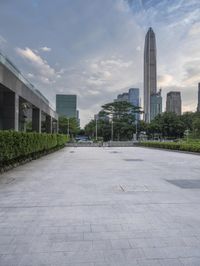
[139,141,200,153]
[0,131,68,167]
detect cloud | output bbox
[183,59,200,86]
[158,74,174,87]
[188,22,200,36]
[16,47,56,83]
[40,46,51,52]
[27,73,34,78]
[0,35,7,48]
[1,0,200,126]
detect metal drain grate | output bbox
[124,159,143,162]
[166,179,200,189]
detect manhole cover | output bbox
[70,151,75,153]
[110,151,119,153]
[124,159,143,162]
[166,179,200,189]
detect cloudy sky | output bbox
[0,0,200,126]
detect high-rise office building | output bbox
[166,91,182,115]
[116,93,129,102]
[197,83,200,112]
[116,88,140,121]
[151,89,162,120]
[128,88,140,121]
[144,27,162,122]
[56,94,78,119]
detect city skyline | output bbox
[0,0,200,126]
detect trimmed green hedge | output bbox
[139,141,200,153]
[0,131,68,166]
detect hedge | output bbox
[139,141,200,153]
[0,131,68,167]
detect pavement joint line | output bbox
[1,202,200,209]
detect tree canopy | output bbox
[58,116,79,138]
[85,101,142,141]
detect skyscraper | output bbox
[128,88,140,121]
[144,27,162,122]
[197,83,200,112]
[166,91,182,115]
[115,88,140,122]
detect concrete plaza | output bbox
[0,147,200,266]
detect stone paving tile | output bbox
[92,240,112,250]
[0,147,200,265]
[0,254,22,266]
[110,239,131,249]
[137,258,183,266]
[180,257,200,266]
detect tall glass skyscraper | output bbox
[128,88,140,121]
[144,27,162,122]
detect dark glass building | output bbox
[166,91,182,115]
[56,94,77,118]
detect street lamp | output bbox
[95,117,98,141]
[135,119,138,140]
[67,118,70,138]
[111,120,114,141]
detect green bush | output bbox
[139,141,200,153]
[0,131,68,166]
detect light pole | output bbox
[135,119,138,140]
[67,118,70,138]
[95,117,98,141]
[111,120,114,141]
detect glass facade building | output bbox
[56,94,77,118]
[116,88,140,122]
[166,91,182,115]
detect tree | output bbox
[101,101,141,141]
[58,116,79,138]
[148,112,185,139]
[192,117,200,137]
[180,112,195,131]
[84,101,142,141]
[84,119,96,138]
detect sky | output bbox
[0,0,200,127]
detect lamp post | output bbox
[67,118,70,138]
[95,117,98,141]
[135,119,138,140]
[111,120,114,141]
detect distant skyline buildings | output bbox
[116,88,140,121]
[143,27,162,123]
[150,89,162,120]
[166,91,182,116]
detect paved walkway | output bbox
[0,147,200,266]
